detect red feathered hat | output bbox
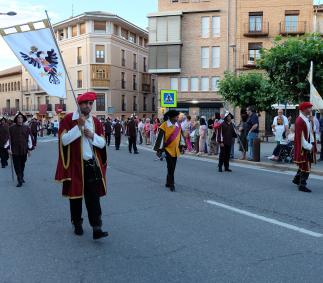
[77,92,97,104]
[299,102,313,111]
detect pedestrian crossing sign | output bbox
[161,90,177,108]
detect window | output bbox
[201,77,209,91]
[14,82,17,91]
[212,16,220,37]
[58,29,64,40]
[211,77,220,91]
[143,57,147,72]
[15,99,19,110]
[94,21,106,33]
[37,97,41,108]
[96,93,105,111]
[149,16,181,44]
[133,96,137,111]
[190,77,199,92]
[285,14,299,32]
[152,97,156,112]
[249,12,263,32]
[129,32,136,43]
[17,81,20,91]
[95,45,105,63]
[72,25,77,37]
[149,45,181,71]
[201,47,209,69]
[248,43,262,64]
[121,28,128,40]
[139,37,143,46]
[26,97,30,110]
[77,47,82,64]
[180,78,189,92]
[170,78,179,91]
[133,75,137,90]
[201,17,210,38]
[133,54,137,70]
[80,23,86,35]
[121,50,126,66]
[211,47,220,68]
[113,24,119,36]
[77,71,83,88]
[121,72,126,89]
[96,68,106,80]
[122,95,126,111]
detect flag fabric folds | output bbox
[0,20,66,98]
[308,61,323,110]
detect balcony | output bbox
[90,64,110,88]
[142,73,151,93]
[1,107,17,116]
[279,21,306,35]
[22,85,44,94]
[243,22,269,37]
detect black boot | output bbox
[218,166,223,172]
[169,185,175,192]
[292,170,301,185]
[225,168,232,172]
[299,172,311,193]
[165,175,171,188]
[74,224,84,236]
[93,227,109,240]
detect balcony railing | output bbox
[279,21,306,35]
[22,85,44,93]
[142,84,151,92]
[243,22,269,37]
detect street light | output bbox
[0,11,17,16]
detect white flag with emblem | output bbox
[308,61,323,110]
[0,20,66,98]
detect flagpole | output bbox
[45,10,80,113]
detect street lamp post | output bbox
[0,11,17,16]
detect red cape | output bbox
[294,116,310,164]
[55,113,107,198]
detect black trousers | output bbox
[69,165,102,227]
[32,134,37,146]
[12,154,27,182]
[219,144,231,170]
[115,135,121,149]
[0,148,9,167]
[105,133,111,146]
[128,136,138,153]
[165,151,177,186]
[293,169,310,187]
[139,132,143,144]
[321,133,323,159]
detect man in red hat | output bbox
[293,102,315,193]
[55,92,109,240]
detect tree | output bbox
[218,72,279,112]
[258,34,323,103]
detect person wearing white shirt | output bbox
[55,92,109,240]
[272,109,289,135]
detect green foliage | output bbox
[258,34,323,103]
[219,72,279,112]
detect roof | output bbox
[0,65,22,78]
[53,11,148,36]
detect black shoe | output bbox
[218,167,223,172]
[134,151,139,154]
[16,182,22,187]
[299,186,312,193]
[129,151,132,154]
[74,225,84,236]
[169,186,175,192]
[225,169,232,172]
[93,228,109,240]
[22,179,25,183]
[1,165,5,168]
[292,178,300,185]
[165,184,170,188]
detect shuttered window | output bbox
[149,15,181,44]
[148,45,181,70]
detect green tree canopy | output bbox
[219,72,279,112]
[258,34,323,103]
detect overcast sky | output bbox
[0,0,157,70]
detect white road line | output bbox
[205,200,323,238]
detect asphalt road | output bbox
[1,136,323,283]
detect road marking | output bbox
[38,139,58,143]
[205,200,323,238]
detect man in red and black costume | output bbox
[55,92,109,240]
[293,102,315,193]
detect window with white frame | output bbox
[180,78,189,92]
[212,46,220,68]
[190,77,199,92]
[211,77,220,91]
[201,47,209,69]
[201,17,210,38]
[212,16,220,37]
[170,78,179,91]
[201,77,209,91]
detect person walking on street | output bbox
[55,92,109,240]
[154,110,185,192]
[238,113,249,160]
[113,119,122,150]
[29,117,38,147]
[217,112,237,172]
[246,106,259,161]
[52,120,59,137]
[293,102,315,193]
[7,112,33,187]
[127,116,139,154]
[197,117,207,156]
[104,117,112,146]
[0,117,9,168]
